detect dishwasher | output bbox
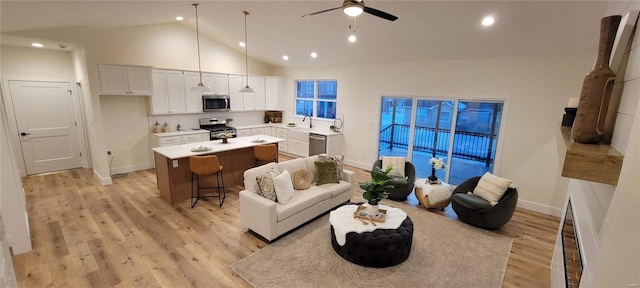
[309,133,327,156]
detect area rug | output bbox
[230,201,512,288]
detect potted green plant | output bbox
[359,164,394,216]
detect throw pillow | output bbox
[473,172,512,205]
[319,154,344,180]
[315,160,340,185]
[274,170,295,205]
[292,168,311,190]
[255,166,280,201]
[381,156,406,178]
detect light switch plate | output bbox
[172,160,178,168]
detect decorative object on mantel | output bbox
[189,3,211,92]
[562,98,579,127]
[359,164,393,216]
[427,157,446,184]
[239,11,255,93]
[572,15,621,144]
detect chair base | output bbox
[191,171,226,208]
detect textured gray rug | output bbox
[231,202,512,288]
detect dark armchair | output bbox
[450,176,518,229]
[372,160,416,200]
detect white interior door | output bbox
[8,80,82,175]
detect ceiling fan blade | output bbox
[363,6,398,21]
[301,6,342,18]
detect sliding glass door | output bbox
[378,97,504,185]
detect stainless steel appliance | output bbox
[202,93,231,112]
[199,118,237,140]
[309,133,326,156]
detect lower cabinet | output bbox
[151,131,209,147]
[276,128,288,152]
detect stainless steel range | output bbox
[199,118,237,140]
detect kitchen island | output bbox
[152,134,285,205]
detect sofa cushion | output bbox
[318,154,344,180]
[278,158,308,181]
[315,160,340,185]
[274,170,295,205]
[317,180,352,197]
[244,162,280,193]
[293,168,311,190]
[304,155,320,183]
[276,186,332,221]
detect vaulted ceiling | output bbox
[1,1,609,68]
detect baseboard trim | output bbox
[517,199,563,217]
[343,159,371,171]
[111,163,154,175]
[93,169,112,186]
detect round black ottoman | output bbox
[330,216,413,268]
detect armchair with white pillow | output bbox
[450,172,518,229]
[372,156,416,200]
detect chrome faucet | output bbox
[303,115,313,128]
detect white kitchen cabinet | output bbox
[151,69,186,114]
[183,72,204,113]
[265,77,282,110]
[202,73,229,96]
[151,130,209,147]
[99,64,152,95]
[326,134,344,156]
[251,77,266,111]
[287,129,309,157]
[264,127,275,137]
[276,128,288,152]
[228,75,245,112]
[236,128,251,137]
[250,128,265,135]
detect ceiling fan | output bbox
[302,0,398,21]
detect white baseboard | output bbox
[93,169,112,186]
[343,159,371,171]
[111,162,154,175]
[517,199,563,217]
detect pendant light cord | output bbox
[243,11,250,85]
[194,3,203,85]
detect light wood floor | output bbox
[12,157,560,287]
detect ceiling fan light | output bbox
[344,6,363,17]
[190,82,211,92]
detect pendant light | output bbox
[190,3,211,92]
[239,10,255,93]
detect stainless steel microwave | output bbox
[203,94,231,112]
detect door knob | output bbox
[20,132,31,136]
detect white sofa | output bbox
[240,155,354,241]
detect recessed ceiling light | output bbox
[310,52,318,58]
[239,42,246,47]
[176,16,184,21]
[282,55,289,61]
[348,34,357,43]
[481,16,495,27]
[31,43,43,48]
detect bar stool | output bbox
[189,155,225,208]
[254,144,278,166]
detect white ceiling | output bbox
[0,1,609,69]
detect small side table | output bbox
[414,179,452,209]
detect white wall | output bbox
[276,53,594,213]
[0,45,74,79]
[3,22,276,182]
[585,1,640,286]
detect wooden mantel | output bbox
[560,127,624,186]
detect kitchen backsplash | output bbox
[149,111,273,132]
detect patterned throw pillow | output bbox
[315,160,340,185]
[256,166,280,201]
[318,154,344,180]
[292,168,311,190]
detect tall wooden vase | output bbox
[572,15,621,144]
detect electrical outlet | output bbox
[107,151,112,156]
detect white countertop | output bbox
[152,129,209,137]
[235,124,342,136]
[152,134,286,159]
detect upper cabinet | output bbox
[228,75,245,112]
[202,73,229,96]
[99,65,152,96]
[250,76,266,111]
[265,77,283,110]
[151,69,186,114]
[183,72,204,113]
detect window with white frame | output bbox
[295,80,337,119]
